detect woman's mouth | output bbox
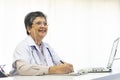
[38,29,46,33]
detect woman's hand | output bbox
[48,63,74,74]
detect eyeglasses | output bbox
[33,21,47,26]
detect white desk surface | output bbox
[1,68,120,80]
[0,72,119,80]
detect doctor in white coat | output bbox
[10,11,74,76]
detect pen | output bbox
[60,60,64,64]
[47,47,64,64]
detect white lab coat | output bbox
[10,36,61,76]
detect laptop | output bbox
[68,37,120,76]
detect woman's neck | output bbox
[30,35,42,46]
[35,38,42,46]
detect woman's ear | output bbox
[27,26,31,34]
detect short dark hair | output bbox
[24,11,47,35]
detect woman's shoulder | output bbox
[15,36,31,49]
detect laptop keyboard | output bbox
[78,67,111,73]
[64,67,112,76]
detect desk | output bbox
[1,68,120,80]
[0,72,116,80]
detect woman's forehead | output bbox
[33,17,46,22]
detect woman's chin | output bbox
[38,34,46,38]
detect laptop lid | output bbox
[107,37,120,69]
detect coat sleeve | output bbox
[15,60,49,76]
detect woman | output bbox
[10,11,74,76]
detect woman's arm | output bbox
[16,60,49,76]
[16,60,73,76]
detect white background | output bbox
[0,0,120,73]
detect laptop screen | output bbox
[107,37,120,69]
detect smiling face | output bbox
[27,17,48,44]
